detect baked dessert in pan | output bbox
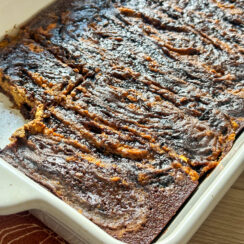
[0,0,243,243]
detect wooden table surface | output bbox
[189,171,244,244]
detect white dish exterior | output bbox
[0,1,243,243]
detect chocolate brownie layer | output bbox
[25,0,244,118]
[23,0,244,169]
[1,114,198,244]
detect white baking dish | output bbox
[0,1,243,243]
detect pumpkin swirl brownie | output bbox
[0,38,82,119]
[0,0,244,243]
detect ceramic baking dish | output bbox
[0,0,244,243]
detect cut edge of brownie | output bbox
[0,36,83,119]
[0,71,37,119]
